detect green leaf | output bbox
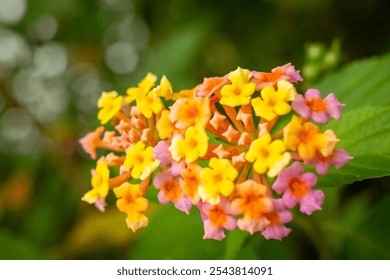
[317,106,390,187]
[316,53,390,110]
[324,194,390,259]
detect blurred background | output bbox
[0,0,389,259]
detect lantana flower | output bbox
[114,182,149,232]
[272,162,324,215]
[80,63,352,240]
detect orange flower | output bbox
[114,182,149,232]
[169,97,211,129]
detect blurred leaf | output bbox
[326,195,390,259]
[60,207,134,258]
[130,203,225,259]
[141,18,212,88]
[317,106,390,187]
[0,230,51,260]
[316,53,390,110]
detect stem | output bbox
[108,171,132,189]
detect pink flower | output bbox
[201,198,237,241]
[305,148,353,175]
[153,171,192,214]
[292,89,345,124]
[272,162,324,215]
[262,199,293,240]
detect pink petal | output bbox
[292,94,311,118]
[224,215,237,231]
[174,195,193,214]
[237,217,269,235]
[305,88,322,100]
[300,172,317,188]
[170,160,186,176]
[311,111,329,124]
[157,191,170,205]
[282,190,298,208]
[315,160,331,175]
[272,162,303,194]
[324,93,345,120]
[262,225,292,240]
[203,220,226,241]
[153,171,172,190]
[300,190,324,215]
[94,197,107,213]
[333,149,353,169]
[278,209,293,223]
[152,141,172,167]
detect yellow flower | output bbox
[126,72,157,103]
[169,126,209,163]
[245,133,291,177]
[220,67,256,107]
[199,158,238,204]
[251,81,297,121]
[137,90,164,118]
[170,97,211,129]
[114,182,149,232]
[97,91,123,125]
[125,73,163,118]
[284,115,325,161]
[82,159,110,204]
[124,141,160,180]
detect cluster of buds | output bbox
[79,64,352,240]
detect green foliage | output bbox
[313,54,390,187]
[316,53,390,110]
[318,106,390,187]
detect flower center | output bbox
[209,205,227,227]
[306,98,326,112]
[288,177,308,198]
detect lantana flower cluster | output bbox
[80,64,352,240]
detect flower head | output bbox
[80,64,349,240]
